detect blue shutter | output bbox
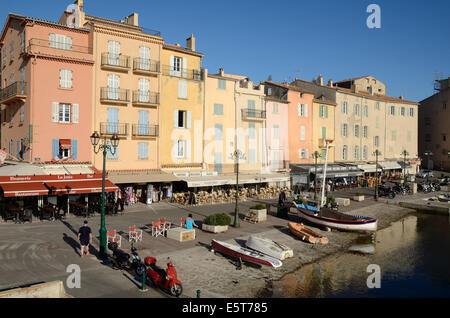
[17,140,20,158]
[215,124,223,140]
[139,110,149,135]
[52,139,59,158]
[144,142,148,159]
[72,139,78,159]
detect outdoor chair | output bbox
[180,218,186,228]
[151,221,163,237]
[159,218,171,234]
[20,208,33,223]
[3,210,16,222]
[107,230,122,247]
[128,225,143,242]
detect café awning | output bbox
[0,182,49,197]
[45,179,118,195]
[357,164,378,173]
[378,161,402,170]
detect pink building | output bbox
[265,98,290,172]
[264,82,315,164]
[0,14,93,163]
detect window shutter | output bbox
[68,70,73,88]
[72,104,79,123]
[52,139,59,158]
[300,126,305,141]
[186,140,191,159]
[298,103,301,116]
[187,111,191,129]
[172,141,178,160]
[325,106,328,118]
[170,55,174,76]
[72,140,78,159]
[182,57,187,78]
[174,110,178,128]
[52,102,59,122]
[183,80,187,98]
[304,104,308,117]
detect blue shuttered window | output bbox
[72,140,78,159]
[106,141,118,159]
[215,124,223,140]
[52,139,59,159]
[249,149,256,164]
[138,142,148,160]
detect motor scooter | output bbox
[143,256,183,297]
[108,242,145,275]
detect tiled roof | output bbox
[163,43,203,57]
[334,75,372,84]
[262,81,316,95]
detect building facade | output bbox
[0,13,93,163]
[311,97,336,163]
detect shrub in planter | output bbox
[203,213,231,226]
[327,195,336,203]
[250,204,266,210]
[356,192,363,197]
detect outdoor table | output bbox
[69,201,88,217]
[41,206,56,221]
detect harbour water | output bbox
[269,213,450,298]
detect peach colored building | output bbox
[0,13,93,163]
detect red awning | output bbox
[59,139,72,150]
[45,180,118,195]
[0,182,49,197]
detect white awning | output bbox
[357,164,378,173]
[378,161,402,170]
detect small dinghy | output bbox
[437,194,450,203]
[288,222,329,244]
[211,239,282,268]
[245,235,293,260]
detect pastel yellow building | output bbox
[160,37,204,173]
[312,98,336,163]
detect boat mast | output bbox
[320,140,333,208]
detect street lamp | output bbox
[373,149,382,200]
[401,150,409,184]
[231,150,246,228]
[311,151,322,201]
[423,151,433,182]
[90,131,119,259]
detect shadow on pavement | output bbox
[62,233,80,256]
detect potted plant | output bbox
[249,204,267,222]
[202,213,231,233]
[353,192,365,202]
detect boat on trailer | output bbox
[294,203,378,232]
[245,235,293,260]
[288,222,329,244]
[211,239,282,268]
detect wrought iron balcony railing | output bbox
[132,91,160,105]
[101,53,130,69]
[100,87,130,103]
[161,65,202,81]
[133,58,160,73]
[241,109,266,120]
[0,81,27,103]
[132,124,159,137]
[100,122,129,136]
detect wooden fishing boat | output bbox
[288,222,328,244]
[437,194,450,203]
[294,203,378,232]
[245,235,293,260]
[211,239,282,268]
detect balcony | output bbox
[162,65,202,81]
[133,58,160,75]
[132,124,159,138]
[27,38,93,62]
[0,82,27,105]
[101,53,130,72]
[241,109,266,120]
[100,88,130,105]
[100,122,129,136]
[132,91,159,107]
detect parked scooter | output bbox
[393,183,407,196]
[418,182,432,193]
[378,185,396,199]
[143,256,183,297]
[108,242,145,275]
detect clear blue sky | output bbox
[1,0,449,102]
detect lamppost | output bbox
[373,149,382,200]
[401,150,409,184]
[231,149,245,228]
[311,151,322,201]
[90,131,119,259]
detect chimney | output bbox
[186,34,196,51]
[328,79,333,87]
[399,95,403,100]
[219,68,224,76]
[318,75,324,86]
[176,43,181,47]
[74,0,84,12]
[124,13,139,26]
[368,86,374,96]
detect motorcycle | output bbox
[418,182,432,193]
[108,242,145,276]
[378,185,396,199]
[431,183,441,192]
[143,256,183,297]
[393,184,407,196]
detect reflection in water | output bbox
[271,214,450,297]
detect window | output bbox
[425,117,431,126]
[354,104,360,116]
[273,103,278,113]
[19,103,24,123]
[354,145,360,160]
[174,110,190,128]
[107,40,120,65]
[249,122,256,139]
[215,124,223,140]
[273,125,279,139]
[10,41,14,61]
[249,149,256,163]
[363,105,368,117]
[363,146,368,160]
[300,125,306,140]
[59,104,71,123]
[300,149,308,159]
[425,134,431,142]
[214,103,223,115]
[375,102,380,110]
[342,145,348,160]
[392,130,397,141]
[139,46,150,70]
[267,87,272,95]
[107,74,120,99]
[298,103,308,117]
[443,103,447,110]
[389,106,395,115]
[138,142,149,160]
[354,124,360,137]
[363,126,368,138]
[138,78,150,102]
[443,135,447,142]
[170,56,182,76]
[178,111,186,128]
[9,106,14,125]
[178,79,187,99]
[341,124,348,137]
[341,101,348,114]
[409,108,415,117]
[50,34,72,50]
[400,107,405,116]
[59,147,71,159]
[374,136,380,147]
[2,47,6,66]
[177,140,185,158]
[319,105,328,118]
[106,140,118,159]
[20,31,25,52]
[60,69,72,89]
[321,127,327,139]
[218,79,226,90]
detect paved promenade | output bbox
[0,187,447,298]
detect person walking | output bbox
[185,214,199,230]
[77,220,92,258]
